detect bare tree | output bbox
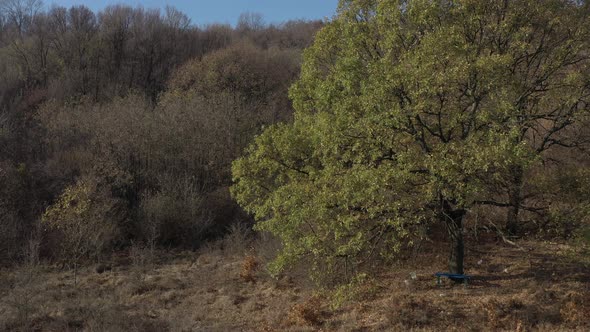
[0,0,43,36]
[237,12,265,32]
[164,5,190,30]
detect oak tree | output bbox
[232,0,590,278]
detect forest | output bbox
[1,0,590,331]
[0,0,321,261]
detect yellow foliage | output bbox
[42,176,121,261]
[43,179,93,231]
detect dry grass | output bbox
[0,237,588,331]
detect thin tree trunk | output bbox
[442,200,466,277]
[506,165,523,236]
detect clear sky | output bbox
[46,0,340,26]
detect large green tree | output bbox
[232,0,590,278]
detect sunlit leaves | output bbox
[232,0,590,280]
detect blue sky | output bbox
[46,0,340,26]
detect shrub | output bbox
[139,176,212,248]
[0,162,45,265]
[287,295,325,327]
[239,255,258,282]
[42,175,123,264]
[222,222,254,256]
[529,167,590,239]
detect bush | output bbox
[139,176,212,248]
[42,175,124,264]
[0,208,21,264]
[528,166,590,239]
[0,162,42,265]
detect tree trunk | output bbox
[442,200,466,277]
[506,165,523,236]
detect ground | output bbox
[1,236,588,331]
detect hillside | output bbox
[1,236,588,331]
[2,1,590,331]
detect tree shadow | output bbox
[468,249,590,287]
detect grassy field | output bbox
[1,236,588,331]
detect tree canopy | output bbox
[232,0,590,279]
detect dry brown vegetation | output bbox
[1,2,590,331]
[0,1,323,266]
[1,235,588,332]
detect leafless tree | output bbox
[0,0,43,36]
[237,12,265,32]
[164,5,190,30]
